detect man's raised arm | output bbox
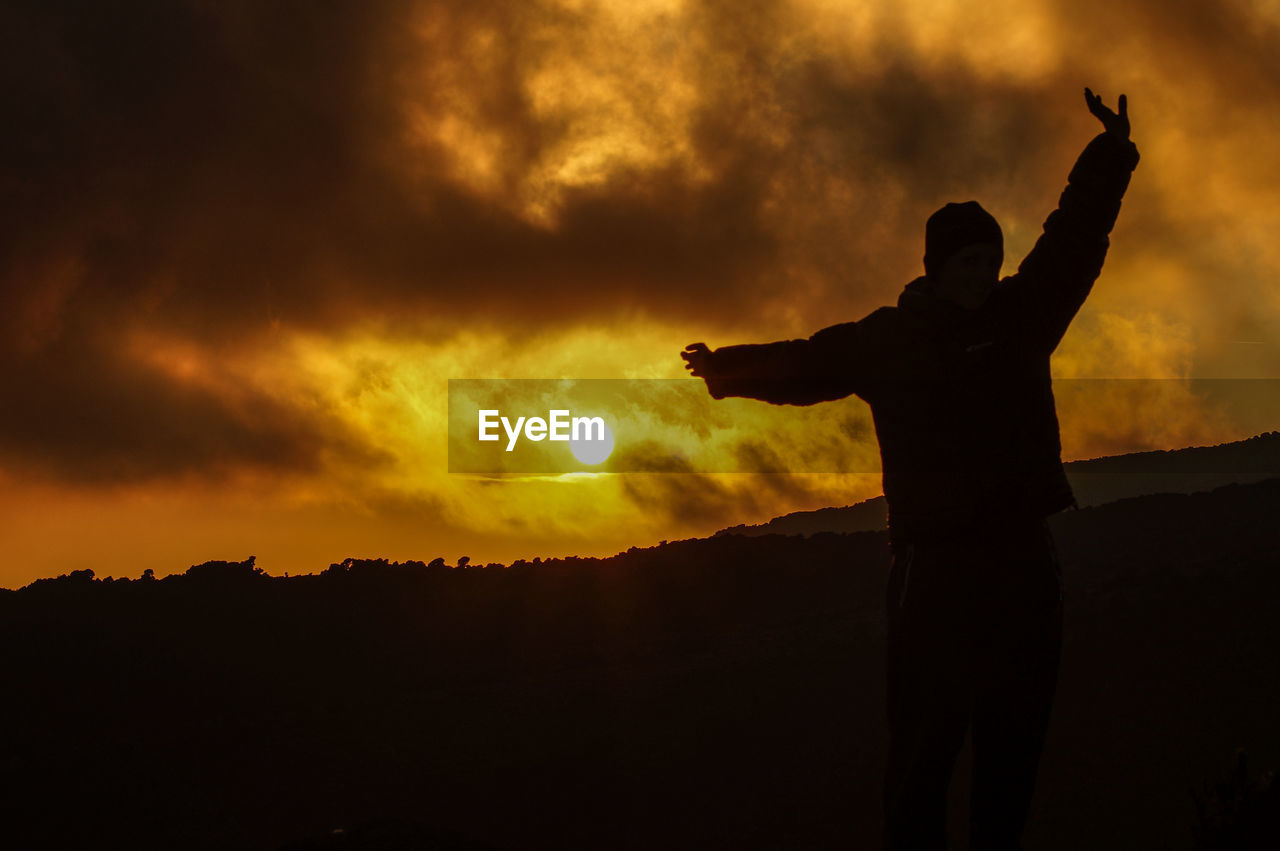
[681,320,864,406]
[1009,88,1141,353]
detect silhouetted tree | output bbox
[183,556,262,584]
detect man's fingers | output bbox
[681,344,711,377]
[1084,87,1116,115]
[1085,87,1127,116]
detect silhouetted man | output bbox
[682,89,1139,850]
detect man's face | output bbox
[932,243,1003,310]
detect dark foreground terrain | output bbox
[4,478,1280,849]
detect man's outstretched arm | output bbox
[1009,88,1141,353]
[681,320,864,406]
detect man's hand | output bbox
[1085,87,1129,140]
[681,342,713,378]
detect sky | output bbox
[3,0,1279,586]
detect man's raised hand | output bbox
[1085,87,1129,140]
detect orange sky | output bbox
[3,0,1279,587]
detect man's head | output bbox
[923,201,1003,309]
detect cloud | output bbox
[0,331,383,483]
[0,0,1116,341]
[3,0,1279,490]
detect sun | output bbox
[569,418,614,466]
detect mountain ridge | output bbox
[714,429,1280,538]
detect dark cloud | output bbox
[1,0,1104,340]
[618,466,837,533]
[0,332,384,483]
[619,470,747,530]
[0,0,787,335]
[0,0,408,480]
[1043,0,1280,101]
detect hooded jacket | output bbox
[701,132,1141,542]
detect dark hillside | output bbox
[3,478,1280,848]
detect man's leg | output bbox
[884,540,979,851]
[968,523,1064,851]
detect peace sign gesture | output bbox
[1085,87,1129,140]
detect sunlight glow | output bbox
[570,418,615,465]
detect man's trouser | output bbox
[883,517,1064,851]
